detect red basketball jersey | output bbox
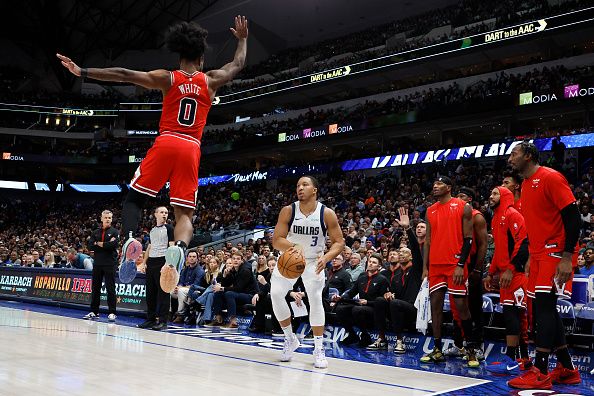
[427,197,467,265]
[469,209,482,258]
[520,166,577,258]
[159,70,212,142]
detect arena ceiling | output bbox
[2,0,457,88]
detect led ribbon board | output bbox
[211,7,594,106]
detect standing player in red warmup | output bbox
[507,142,582,389]
[420,176,479,367]
[484,186,529,376]
[57,16,248,269]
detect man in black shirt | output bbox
[325,254,352,295]
[333,253,389,347]
[84,210,119,321]
[212,251,258,329]
[369,208,424,352]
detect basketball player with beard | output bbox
[271,176,345,369]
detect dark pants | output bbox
[90,265,116,315]
[146,257,170,322]
[374,297,417,337]
[213,290,252,317]
[336,304,375,332]
[252,294,281,331]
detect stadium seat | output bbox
[556,299,576,333]
[482,295,494,326]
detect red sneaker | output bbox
[508,366,552,389]
[549,363,581,385]
[516,357,533,371]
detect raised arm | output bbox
[205,16,248,97]
[56,53,171,92]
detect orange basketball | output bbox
[277,249,306,279]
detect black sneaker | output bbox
[420,347,446,363]
[152,322,168,331]
[340,332,360,346]
[357,332,372,348]
[366,339,388,350]
[137,320,156,329]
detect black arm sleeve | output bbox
[166,224,175,242]
[560,202,580,253]
[510,236,529,273]
[406,228,423,272]
[457,237,473,267]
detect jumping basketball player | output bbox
[57,16,248,269]
[271,176,345,369]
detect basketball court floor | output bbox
[0,300,591,396]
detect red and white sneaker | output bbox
[516,357,532,371]
[549,363,581,385]
[507,366,552,390]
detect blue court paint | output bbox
[1,300,592,396]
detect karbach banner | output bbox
[0,267,147,312]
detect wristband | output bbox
[457,262,465,268]
[81,68,88,79]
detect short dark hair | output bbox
[517,141,539,164]
[503,169,522,185]
[301,175,319,190]
[457,187,476,201]
[369,253,384,265]
[231,251,243,258]
[165,22,208,61]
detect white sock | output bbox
[282,325,294,339]
[314,335,323,350]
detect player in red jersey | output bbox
[507,142,581,389]
[484,186,530,375]
[445,187,487,360]
[420,176,479,367]
[57,16,248,265]
[502,169,532,369]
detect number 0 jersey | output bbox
[159,70,212,143]
[287,201,327,260]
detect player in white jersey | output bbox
[271,176,345,369]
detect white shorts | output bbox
[271,258,324,290]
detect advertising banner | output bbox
[0,267,146,312]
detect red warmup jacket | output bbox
[490,187,529,274]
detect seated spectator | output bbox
[333,254,389,347]
[211,251,258,329]
[578,247,594,276]
[325,254,353,294]
[192,257,221,325]
[172,251,204,323]
[345,253,364,281]
[43,252,56,268]
[31,250,43,267]
[249,257,280,333]
[253,254,267,276]
[67,248,93,269]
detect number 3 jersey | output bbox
[287,201,327,261]
[159,70,212,143]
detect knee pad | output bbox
[503,305,520,336]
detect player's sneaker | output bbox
[108,313,117,322]
[121,235,143,264]
[466,348,480,368]
[444,344,465,358]
[462,347,484,361]
[507,367,552,390]
[549,363,581,385]
[366,338,388,350]
[516,357,532,371]
[165,245,185,272]
[393,339,406,354]
[420,348,445,363]
[313,348,328,369]
[486,355,520,375]
[83,312,99,320]
[280,334,300,362]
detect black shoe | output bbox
[358,332,372,348]
[137,320,156,329]
[340,332,360,346]
[152,322,168,331]
[248,326,264,333]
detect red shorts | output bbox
[429,264,468,296]
[526,252,576,299]
[500,272,528,308]
[130,132,201,209]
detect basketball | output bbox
[160,264,180,293]
[277,249,306,279]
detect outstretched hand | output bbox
[230,15,248,39]
[395,207,410,229]
[56,53,81,76]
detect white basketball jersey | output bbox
[287,201,327,260]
